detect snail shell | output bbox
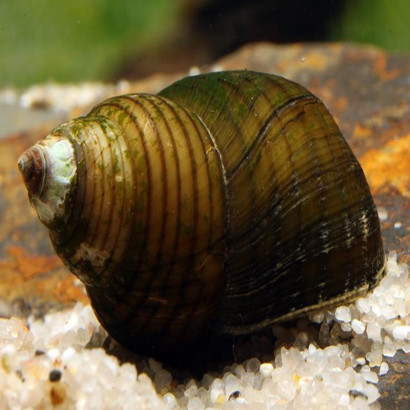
[18,71,385,355]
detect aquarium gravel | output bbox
[0,251,408,409]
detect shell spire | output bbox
[18,135,77,231]
[18,146,46,196]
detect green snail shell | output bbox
[18,70,385,355]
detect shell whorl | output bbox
[18,71,385,354]
[159,72,385,334]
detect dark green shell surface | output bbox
[160,71,384,335]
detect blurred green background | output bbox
[0,0,409,89]
[330,0,410,52]
[0,0,180,88]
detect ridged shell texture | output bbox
[18,71,385,354]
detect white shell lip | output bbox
[23,135,77,229]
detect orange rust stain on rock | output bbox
[353,123,373,139]
[359,134,410,197]
[302,49,337,71]
[373,53,400,81]
[319,85,334,103]
[333,96,347,113]
[52,276,89,305]
[0,246,62,279]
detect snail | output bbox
[18,70,385,355]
